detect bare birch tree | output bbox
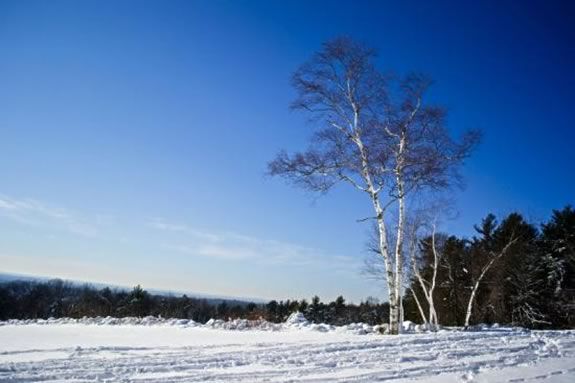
[464,234,519,328]
[407,220,443,330]
[269,37,479,334]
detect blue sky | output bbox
[0,0,573,302]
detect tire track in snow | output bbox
[0,327,574,382]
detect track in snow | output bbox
[0,325,574,382]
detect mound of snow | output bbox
[285,312,308,325]
[402,320,415,332]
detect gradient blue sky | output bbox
[0,0,573,302]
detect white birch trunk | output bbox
[392,133,407,334]
[350,102,399,335]
[464,259,494,328]
[410,224,440,329]
[464,237,518,328]
[393,192,405,334]
[428,226,440,329]
[411,287,428,324]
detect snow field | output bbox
[0,315,574,382]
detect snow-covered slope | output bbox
[0,316,574,382]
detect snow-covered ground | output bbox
[0,315,574,382]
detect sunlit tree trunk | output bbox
[465,236,518,328]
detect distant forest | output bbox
[0,280,389,326]
[401,206,574,329]
[1,205,573,329]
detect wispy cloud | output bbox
[0,195,363,277]
[148,220,221,242]
[148,218,361,271]
[0,195,102,237]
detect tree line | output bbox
[402,206,574,329]
[0,280,390,325]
